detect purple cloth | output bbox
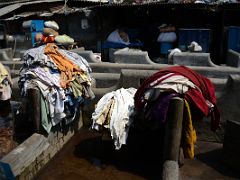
[145,92,179,124]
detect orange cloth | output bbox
[44,43,82,88]
[42,35,55,43]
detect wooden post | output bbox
[163,97,184,162]
[27,89,41,133]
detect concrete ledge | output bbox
[226,49,240,68]
[119,69,227,93]
[172,52,217,67]
[1,134,50,179]
[1,61,23,70]
[113,48,156,64]
[91,73,120,88]
[70,49,101,63]
[218,74,240,123]
[0,48,13,61]
[222,120,240,172]
[89,63,240,79]
[1,108,83,179]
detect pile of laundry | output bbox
[134,65,220,159]
[19,43,94,133]
[91,87,137,150]
[0,62,14,158]
[90,66,220,158]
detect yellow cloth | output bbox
[0,63,9,83]
[95,98,115,127]
[105,98,115,129]
[182,99,197,159]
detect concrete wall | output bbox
[1,109,83,180]
[226,49,240,68]
[222,120,240,172]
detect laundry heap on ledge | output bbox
[19,43,94,133]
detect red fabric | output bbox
[134,65,220,131]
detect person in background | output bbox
[106,27,130,45]
[157,24,177,61]
[157,24,177,43]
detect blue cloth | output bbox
[65,89,84,118]
[102,41,144,49]
[0,161,15,180]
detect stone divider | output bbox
[222,120,240,172]
[226,49,240,68]
[1,108,83,180]
[172,52,217,67]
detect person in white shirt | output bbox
[107,28,130,45]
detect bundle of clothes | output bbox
[134,65,220,159]
[91,66,220,159]
[19,43,94,133]
[32,20,75,46]
[91,87,137,150]
[0,62,14,158]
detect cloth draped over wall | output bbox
[133,65,219,159]
[91,87,137,150]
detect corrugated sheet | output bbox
[0,0,108,18]
[0,0,65,17]
[2,5,93,20]
[70,0,108,2]
[0,0,108,7]
[0,0,65,7]
[0,4,22,17]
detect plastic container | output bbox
[227,26,240,52]
[30,20,44,32]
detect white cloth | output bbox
[144,73,197,102]
[168,48,182,63]
[0,84,11,101]
[110,87,136,150]
[157,32,177,43]
[107,29,130,45]
[44,21,59,31]
[25,79,65,127]
[91,91,115,127]
[0,63,12,100]
[156,74,197,93]
[91,87,137,150]
[28,67,61,88]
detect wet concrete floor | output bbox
[35,128,240,180]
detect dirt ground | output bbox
[34,128,240,180]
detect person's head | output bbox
[117,27,129,43]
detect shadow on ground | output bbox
[195,148,240,179]
[74,129,164,180]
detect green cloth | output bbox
[70,79,83,97]
[40,95,52,133]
